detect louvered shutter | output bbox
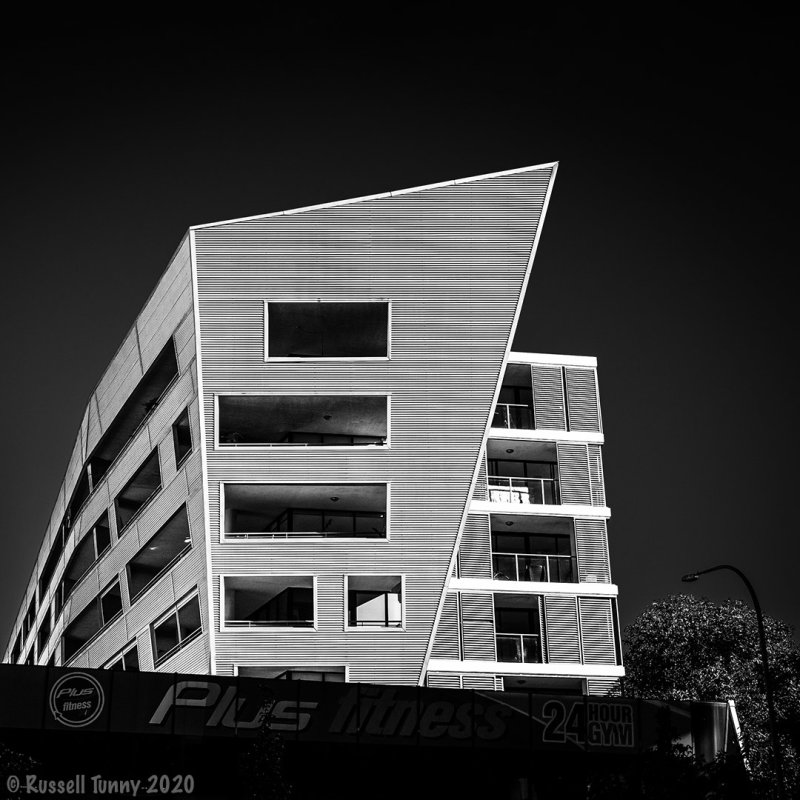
[588,444,605,506]
[544,595,581,663]
[427,673,462,689]
[431,593,461,659]
[565,367,602,432]
[473,450,488,501]
[586,678,621,696]
[532,365,566,430]
[556,442,591,504]
[458,514,492,579]
[574,519,611,583]
[460,593,496,661]
[579,598,617,665]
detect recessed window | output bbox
[223,576,314,628]
[346,576,403,629]
[491,515,576,583]
[115,450,162,533]
[105,642,139,671]
[11,632,22,663]
[23,595,37,640]
[36,611,52,654]
[172,408,193,466]
[127,505,192,603]
[55,512,111,617]
[266,301,389,358]
[62,579,123,663]
[238,665,345,682]
[223,483,387,540]
[218,395,387,447]
[152,593,202,666]
[494,594,545,664]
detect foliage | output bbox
[0,742,38,781]
[623,594,800,799]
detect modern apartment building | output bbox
[3,163,623,696]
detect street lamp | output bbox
[682,564,785,799]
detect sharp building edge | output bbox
[4,165,623,697]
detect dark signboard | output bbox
[0,665,721,756]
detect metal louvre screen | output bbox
[458,514,492,579]
[431,593,461,659]
[574,519,611,583]
[544,595,581,663]
[588,444,605,506]
[532,365,566,430]
[426,672,462,689]
[579,598,617,665]
[460,593,496,661]
[556,443,591,505]
[473,450,488,501]
[565,368,601,432]
[587,678,622,696]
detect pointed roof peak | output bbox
[191,162,558,230]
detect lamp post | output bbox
[682,564,785,798]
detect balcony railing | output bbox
[496,633,543,664]
[492,403,534,430]
[488,476,560,505]
[225,619,314,628]
[492,553,576,583]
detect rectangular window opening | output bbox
[223,576,314,628]
[172,408,193,466]
[223,483,387,540]
[490,515,576,583]
[218,395,387,447]
[152,593,202,666]
[267,301,388,359]
[494,594,545,664]
[238,666,346,683]
[115,450,162,533]
[127,505,191,603]
[346,576,402,629]
[106,642,139,671]
[61,579,122,663]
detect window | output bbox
[223,483,387,539]
[223,577,314,628]
[58,339,179,540]
[172,408,193,466]
[152,593,202,666]
[114,449,162,533]
[23,595,37,639]
[346,576,403,629]
[127,505,191,602]
[491,515,576,583]
[494,594,545,664]
[11,632,22,663]
[61,579,123,662]
[266,301,389,358]
[55,512,111,617]
[217,395,387,447]
[36,611,52,654]
[238,666,345,683]
[105,642,139,671]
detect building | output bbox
[2,163,623,697]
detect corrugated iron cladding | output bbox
[194,167,554,683]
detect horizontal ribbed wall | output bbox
[430,593,460,659]
[544,595,581,663]
[195,167,555,684]
[579,598,617,665]
[458,514,492,579]
[565,367,601,432]
[459,593,496,661]
[532,365,566,430]
[575,519,611,583]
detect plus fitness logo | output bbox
[49,672,105,728]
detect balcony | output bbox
[492,403,534,430]
[496,633,543,664]
[487,476,559,505]
[492,552,576,583]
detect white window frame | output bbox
[220,575,318,633]
[103,639,140,671]
[150,589,203,668]
[344,574,406,632]
[263,299,392,362]
[219,481,391,544]
[214,392,391,450]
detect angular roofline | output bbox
[190,162,559,230]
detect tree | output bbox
[623,594,800,799]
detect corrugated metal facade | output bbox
[193,167,555,684]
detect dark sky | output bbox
[1,17,796,653]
